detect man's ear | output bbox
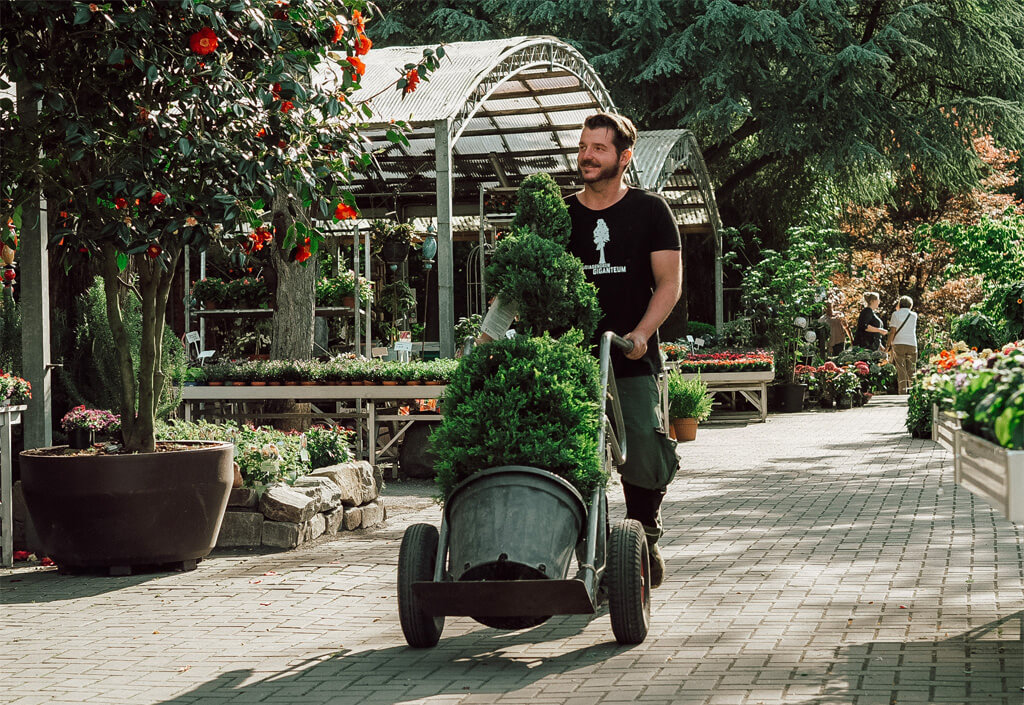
[619,148,633,168]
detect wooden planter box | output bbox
[954,429,1024,524]
[931,404,961,452]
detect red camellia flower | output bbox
[403,69,420,95]
[272,82,282,96]
[3,269,16,282]
[278,139,287,149]
[190,27,218,56]
[351,9,366,33]
[280,100,295,113]
[13,550,29,561]
[346,56,365,76]
[146,243,162,259]
[294,239,312,263]
[149,191,166,206]
[331,22,343,43]
[114,197,128,210]
[334,202,357,220]
[355,33,372,56]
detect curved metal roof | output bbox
[318,36,637,213]
[633,129,721,234]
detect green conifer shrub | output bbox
[511,172,570,248]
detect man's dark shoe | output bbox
[648,542,665,588]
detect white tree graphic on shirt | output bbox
[593,219,609,265]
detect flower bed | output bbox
[191,357,459,386]
[661,346,774,373]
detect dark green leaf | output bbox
[107,47,124,65]
[73,5,92,25]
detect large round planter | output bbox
[444,465,586,629]
[777,383,807,413]
[671,418,698,442]
[20,441,233,574]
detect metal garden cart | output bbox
[397,332,652,647]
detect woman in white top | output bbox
[887,295,919,394]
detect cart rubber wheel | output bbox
[398,523,444,648]
[607,518,651,644]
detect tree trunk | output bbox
[268,190,316,431]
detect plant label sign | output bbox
[395,330,413,352]
[185,331,201,345]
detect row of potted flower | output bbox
[190,271,374,310]
[920,341,1024,449]
[0,371,31,406]
[661,345,775,373]
[794,361,870,408]
[181,357,459,386]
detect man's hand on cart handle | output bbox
[622,330,646,360]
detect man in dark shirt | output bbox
[565,112,682,588]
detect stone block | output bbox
[342,506,362,531]
[259,484,316,524]
[216,511,264,547]
[292,476,343,513]
[228,488,259,508]
[261,513,325,548]
[310,461,376,506]
[324,507,345,534]
[360,500,385,529]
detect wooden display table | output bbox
[181,384,445,469]
[663,366,774,422]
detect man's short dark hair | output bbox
[583,112,638,155]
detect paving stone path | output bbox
[2,396,1021,704]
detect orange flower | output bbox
[294,245,311,263]
[346,56,365,76]
[355,33,372,55]
[331,22,343,43]
[190,27,218,56]
[334,202,357,220]
[351,9,365,33]
[280,100,294,113]
[403,68,420,95]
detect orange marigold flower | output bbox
[346,56,365,76]
[355,33,372,55]
[190,27,218,56]
[334,202,358,220]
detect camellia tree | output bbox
[0,0,441,452]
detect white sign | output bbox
[395,330,413,352]
[185,331,201,344]
[197,350,215,360]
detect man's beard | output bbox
[578,160,620,183]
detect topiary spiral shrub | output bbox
[432,332,606,503]
[511,172,571,248]
[486,232,600,339]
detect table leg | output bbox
[368,401,376,467]
[1,411,13,568]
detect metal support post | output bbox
[435,119,455,358]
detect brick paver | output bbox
[2,396,1021,704]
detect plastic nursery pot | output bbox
[671,418,698,442]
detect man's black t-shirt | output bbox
[854,306,883,350]
[566,188,680,378]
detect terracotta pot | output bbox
[425,380,443,386]
[382,381,399,386]
[268,381,281,386]
[341,296,356,309]
[284,381,299,386]
[671,418,698,442]
[20,441,233,572]
[300,381,317,386]
[666,422,677,441]
[250,381,267,386]
[208,381,224,386]
[406,381,420,385]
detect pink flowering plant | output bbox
[60,406,121,434]
[0,371,32,405]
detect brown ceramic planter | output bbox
[20,441,233,573]
[250,381,267,387]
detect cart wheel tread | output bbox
[398,523,444,648]
[606,518,650,644]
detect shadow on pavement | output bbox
[1,568,164,603]
[155,614,633,705]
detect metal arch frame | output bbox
[445,37,640,184]
[648,130,725,332]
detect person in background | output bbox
[853,292,887,351]
[819,301,850,356]
[887,295,919,394]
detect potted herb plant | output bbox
[666,373,713,441]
